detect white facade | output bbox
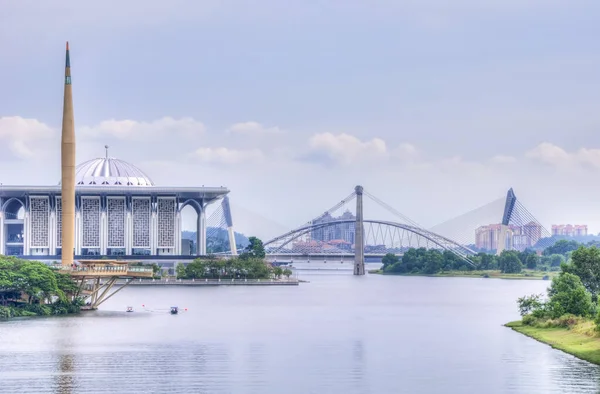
[0,156,228,258]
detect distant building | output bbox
[475,221,543,251]
[311,210,356,244]
[551,224,588,237]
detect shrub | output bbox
[555,313,583,328]
[522,314,537,326]
[22,304,51,316]
[0,306,13,319]
[517,294,544,316]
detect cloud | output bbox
[228,121,283,135]
[524,142,600,170]
[308,132,388,165]
[0,116,55,159]
[525,142,570,165]
[490,155,518,164]
[80,117,205,141]
[393,143,420,161]
[190,147,264,165]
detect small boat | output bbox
[126,306,134,312]
[170,307,178,315]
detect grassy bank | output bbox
[506,320,600,365]
[368,269,556,280]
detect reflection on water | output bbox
[1,274,600,393]
[54,320,76,394]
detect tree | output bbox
[550,254,565,267]
[381,253,399,269]
[546,272,594,318]
[282,268,292,279]
[422,250,444,274]
[242,236,266,259]
[543,239,580,256]
[478,253,498,270]
[562,246,600,300]
[525,254,540,270]
[517,294,544,316]
[273,266,283,279]
[498,250,523,274]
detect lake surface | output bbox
[1,273,600,393]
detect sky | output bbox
[2,0,600,240]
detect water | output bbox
[1,273,600,393]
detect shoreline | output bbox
[368,270,555,280]
[505,320,600,366]
[116,278,302,286]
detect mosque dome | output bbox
[72,157,155,186]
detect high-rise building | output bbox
[475,221,543,251]
[551,224,588,237]
[311,210,355,244]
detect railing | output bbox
[125,277,298,285]
[60,266,154,274]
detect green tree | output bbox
[381,253,399,269]
[547,272,594,318]
[18,262,59,303]
[176,263,188,279]
[517,294,544,316]
[498,250,523,274]
[422,250,444,274]
[477,253,498,270]
[273,266,283,279]
[282,268,292,278]
[525,254,540,270]
[562,246,600,300]
[543,239,580,256]
[242,236,266,259]
[550,254,565,267]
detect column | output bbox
[100,209,107,255]
[125,210,132,255]
[175,210,181,255]
[0,211,4,255]
[354,185,365,275]
[197,205,206,255]
[49,209,56,255]
[24,210,30,255]
[151,210,157,255]
[75,210,81,255]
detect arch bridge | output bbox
[264,186,476,275]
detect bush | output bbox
[22,304,51,316]
[0,306,13,319]
[522,314,537,326]
[555,313,583,328]
[51,300,81,315]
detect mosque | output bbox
[0,43,230,262]
[0,150,229,259]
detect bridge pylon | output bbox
[354,185,365,275]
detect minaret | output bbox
[61,42,76,267]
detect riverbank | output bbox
[0,302,81,319]
[116,278,301,286]
[368,269,556,280]
[505,320,600,365]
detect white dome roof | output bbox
[69,157,155,186]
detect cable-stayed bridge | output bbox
[205,187,553,276]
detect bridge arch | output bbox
[264,219,475,264]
